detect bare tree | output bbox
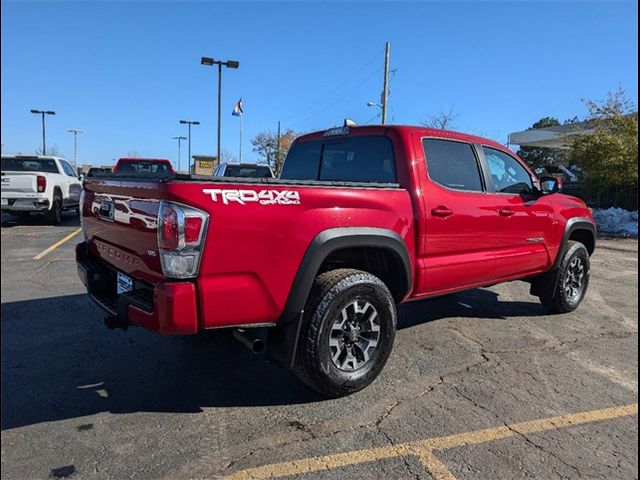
[35,146,60,156]
[421,107,460,130]
[219,148,238,163]
[251,128,298,175]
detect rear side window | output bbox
[61,161,77,177]
[281,136,396,183]
[422,139,483,192]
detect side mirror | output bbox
[539,176,561,194]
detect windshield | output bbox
[1,157,60,174]
[224,165,272,178]
[117,161,172,174]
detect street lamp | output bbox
[172,135,187,172]
[366,102,384,124]
[201,56,240,164]
[179,120,200,172]
[31,109,56,154]
[67,129,84,168]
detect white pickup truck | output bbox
[1,155,82,224]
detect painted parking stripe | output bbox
[33,228,81,260]
[222,403,637,480]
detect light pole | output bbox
[179,120,199,172]
[31,109,56,154]
[201,57,239,164]
[366,101,383,124]
[172,135,187,172]
[67,129,84,168]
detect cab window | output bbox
[61,161,77,177]
[422,138,484,192]
[483,147,534,195]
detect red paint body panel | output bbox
[79,125,595,334]
[128,282,199,334]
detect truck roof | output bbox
[116,157,172,162]
[296,124,509,152]
[1,154,67,161]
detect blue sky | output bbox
[1,1,638,167]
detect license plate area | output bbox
[117,272,134,295]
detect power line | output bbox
[292,66,383,129]
[364,113,380,124]
[283,49,384,123]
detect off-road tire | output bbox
[294,268,396,397]
[539,240,590,313]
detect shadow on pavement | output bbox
[1,212,80,228]
[398,287,547,330]
[1,289,546,430]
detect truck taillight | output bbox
[37,175,46,193]
[157,200,208,279]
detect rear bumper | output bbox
[76,242,199,335]
[1,196,50,212]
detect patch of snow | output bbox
[593,208,638,237]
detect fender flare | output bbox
[552,217,596,269]
[531,217,596,298]
[267,227,412,369]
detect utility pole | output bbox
[381,42,390,125]
[67,129,84,168]
[201,57,239,164]
[31,109,56,154]
[172,136,187,172]
[276,121,281,174]
[179,120,199,172]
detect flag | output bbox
[232,98,243,117]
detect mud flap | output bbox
[265,312,304,370]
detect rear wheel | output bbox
[45,193,63,225]
[294,269,396,397]
[538,241,590,313]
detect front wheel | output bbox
[294,269,396,397]
[538,241,590,313]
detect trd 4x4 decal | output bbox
[203,188,300,206]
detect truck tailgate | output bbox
[82,180,165,284]
[1,172,38,194]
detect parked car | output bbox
[1,155,82,224]
[113,157,175,175]
[86,167,113,178]
[214,162,275,178]
[77,124,596,396]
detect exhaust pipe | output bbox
[233,328,265,354]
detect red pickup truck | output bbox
[77,125,595,396]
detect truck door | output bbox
[417,137,499,294]
[481,146,555,278]
[59,160,82,207]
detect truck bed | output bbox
[81,175,415,330]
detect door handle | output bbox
[431,206,454,217]
[499,208,515,217]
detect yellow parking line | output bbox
[33,228,81,260]
[411,446,458,480]
[221,403,637,480]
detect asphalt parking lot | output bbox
[1,213,638,480]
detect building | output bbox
[190,155,218,176]
[508,122,592,149]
